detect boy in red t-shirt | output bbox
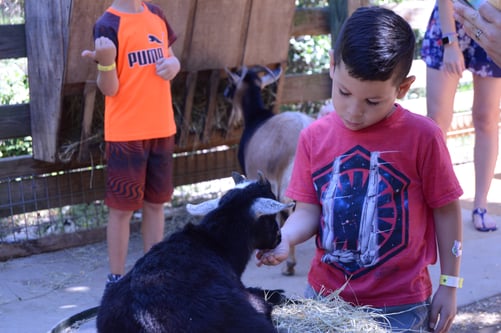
[257,7,463,333]
[82,0,180,285]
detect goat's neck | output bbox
[242,94,273,127]
[195,223,253,277]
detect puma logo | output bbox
[148,35,162,44]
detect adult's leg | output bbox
[425,67,461,135]
[107,207,134,276]
[141,200,165,253]
[471,75,501,230]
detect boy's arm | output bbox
[81,36,119,96]
[429,199,463,333]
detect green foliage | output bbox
[0,58,29,104]
[0,0,24,24]
[296,0,329,7]
[288,35,331,75]
[0,137,32,157]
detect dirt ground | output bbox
[450,293,501,332]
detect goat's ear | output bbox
[250,199,294,219]
[232,172,246,184]
[186,198,220,216]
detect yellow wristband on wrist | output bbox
[97,62,116,72]
[439,274,463,288]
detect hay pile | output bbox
[272,293,390,333]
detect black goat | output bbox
[96,172,292,333]
[225,66,314,275]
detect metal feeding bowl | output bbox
[48,306,99,333]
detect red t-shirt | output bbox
[286,104,463,307]
[94,2,177,141]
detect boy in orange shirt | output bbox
[82,0,180,285]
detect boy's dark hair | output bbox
[333,6,415,85]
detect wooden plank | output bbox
[243,0,296,66]
[281,72,332,104]
[0,223,142,261]
[25,0,72,162]
[0,154,106,180]
[0,148,239,217]
[77,81,98,161]
[292,7,330,37]
[0,104,31,139]
[178,71,198,147]
[173,146,241,186]
[0,25,26,59]
[184,0,250,70]
[330,0,348,46]
[202,70,221,143]
[156,0,197,66]
[0,167,106,217]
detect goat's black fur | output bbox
[96,176,283,333]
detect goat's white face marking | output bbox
[233,181,252,190]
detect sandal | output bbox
[472,208,498,232]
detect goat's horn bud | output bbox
[186,198,220,216]
[260,66,282,88]
[250,199,294,219]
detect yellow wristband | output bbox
[439,274,463,288]
[97,62,116,72]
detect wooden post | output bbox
[329,0,370,48]
[77,81,97,162]
[202,70,221,144]
[178,71,198,148]
[25,0,72,162]
[329,0,348,48]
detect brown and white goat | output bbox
[225,66,314,275]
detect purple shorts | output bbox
[420,4,501,78]
[105,137,175,211]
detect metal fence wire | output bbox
[0,168,108,244]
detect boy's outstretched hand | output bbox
[81,36,117,66]
[256,235,290,267]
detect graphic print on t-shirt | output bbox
[313,145,410,278]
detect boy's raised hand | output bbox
[81,36,117,66]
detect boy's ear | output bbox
[329,49,335,78]
[396,76,416,99]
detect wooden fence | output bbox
[0,2,340,217]
[0,1,352,258]
[0,1,488,259]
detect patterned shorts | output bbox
[105,136,175,211]
[420,4,501,78]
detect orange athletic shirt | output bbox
[94,2,177,141]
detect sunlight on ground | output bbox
[455,311,501,328]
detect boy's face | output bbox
[330,58,414,131]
